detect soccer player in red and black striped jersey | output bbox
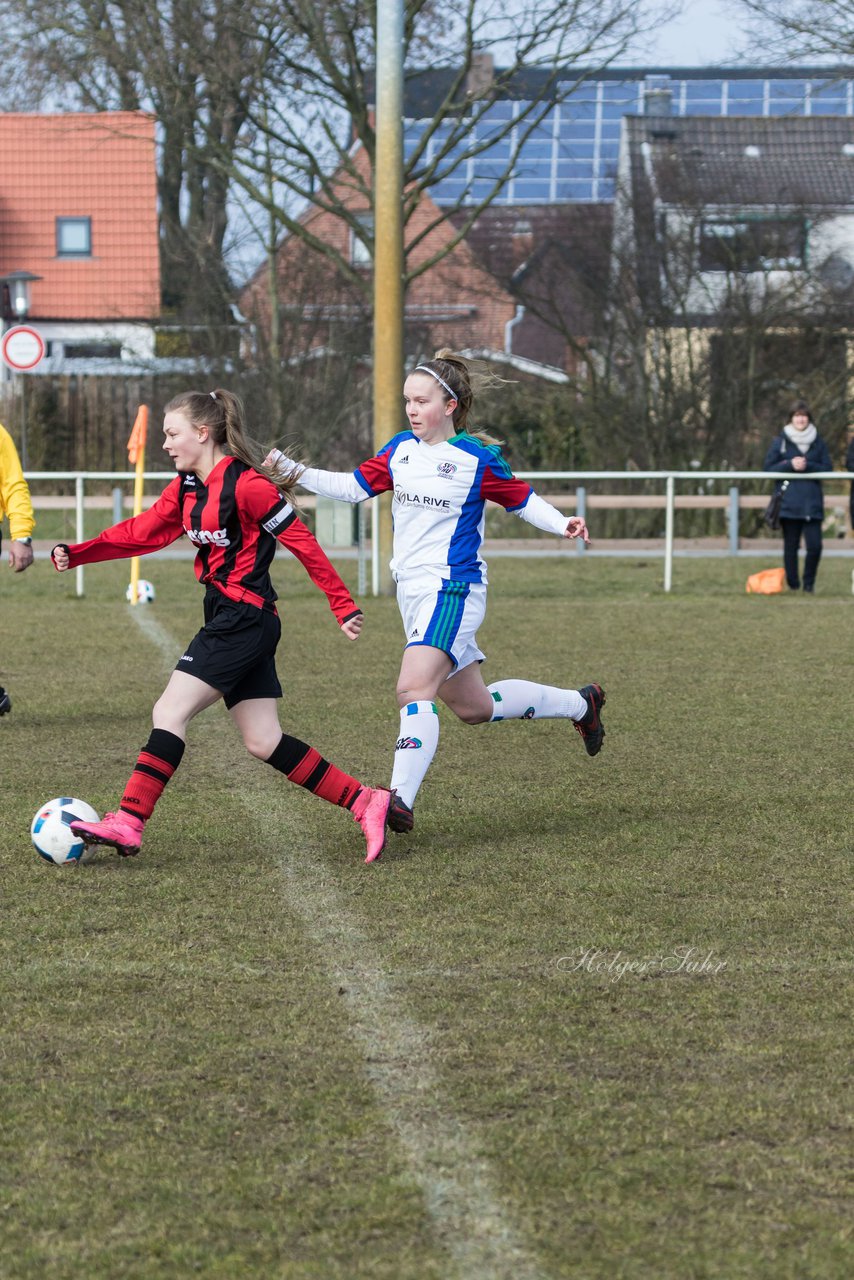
[51,388,391,863]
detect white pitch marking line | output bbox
[131,608,549,1280]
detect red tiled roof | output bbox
[0,112,159,320]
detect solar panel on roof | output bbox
[403,74,854,206]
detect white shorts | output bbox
[397,575,487,672]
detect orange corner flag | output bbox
[127,405,149,465]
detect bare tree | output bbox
[466,174,853,490]
[0,0,288,329]
[733,1,854,60]
[602,183,852,474]
[227,0,660,298]
[1,1,662,337]
[224,0,662,437]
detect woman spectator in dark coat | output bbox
[763,401,833,593]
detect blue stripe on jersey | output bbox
[481,441,529,508]
[443,435,495,580]
[354,470,376,497]
[422,580,470,658]
[482,441,514,478]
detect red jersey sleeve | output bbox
[277,515,361,624]
[354,452,394,496]
[479,463,533,511]
[58,479,185,568]
[240,469,360,623]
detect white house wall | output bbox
[27,322,156,372]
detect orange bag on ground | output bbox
[746,567,786,594]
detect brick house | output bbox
[449,203,612,377]
[0,112,160,371]
[239,142,534,371]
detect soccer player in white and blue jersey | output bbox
[269,350,605,836]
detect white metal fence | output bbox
[24,469,854,595]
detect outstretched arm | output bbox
[266,449,369,503]
[249,470,362,634]
[266,448,394,503]
[481,468,590,544]
[51,482,185,569]
[276,510,363,636]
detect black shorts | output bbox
[176,588,282,709]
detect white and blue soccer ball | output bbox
[31,797,100,865]
[126,579,156,604]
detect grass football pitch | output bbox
[1,553,851,1280]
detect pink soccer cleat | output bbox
[350,787,392,863]
[70,810,145,858]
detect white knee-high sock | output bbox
[487,679,586,722]
[390,700,440,808]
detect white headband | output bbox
[414,365,457,401]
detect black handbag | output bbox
[764,434,790,530]
[763,479,789,530]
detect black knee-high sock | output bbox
[120,728,185,820]
[266,733,362,809]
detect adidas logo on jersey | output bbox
[397,454,409,463]
[186,527,230,547]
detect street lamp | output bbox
[0,271,43,463]
[1,270,41,324]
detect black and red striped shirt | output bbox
[62,456,359,622]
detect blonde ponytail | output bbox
[163,388,300,498]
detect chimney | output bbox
[643,75,673,118]
[466,52,494,98]
[511,219,534,270]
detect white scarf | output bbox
[783,421,817,453]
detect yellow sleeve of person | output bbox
[0,421,35,540]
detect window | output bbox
[350,213,373,266]
[56,217,92,257]
[63,341,122,359]
[699,217,806,272]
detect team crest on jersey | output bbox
[436,461,458,476]
[186,527,230,547]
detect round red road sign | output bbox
[1,325,45,370]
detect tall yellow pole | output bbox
[372,0,404,595]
